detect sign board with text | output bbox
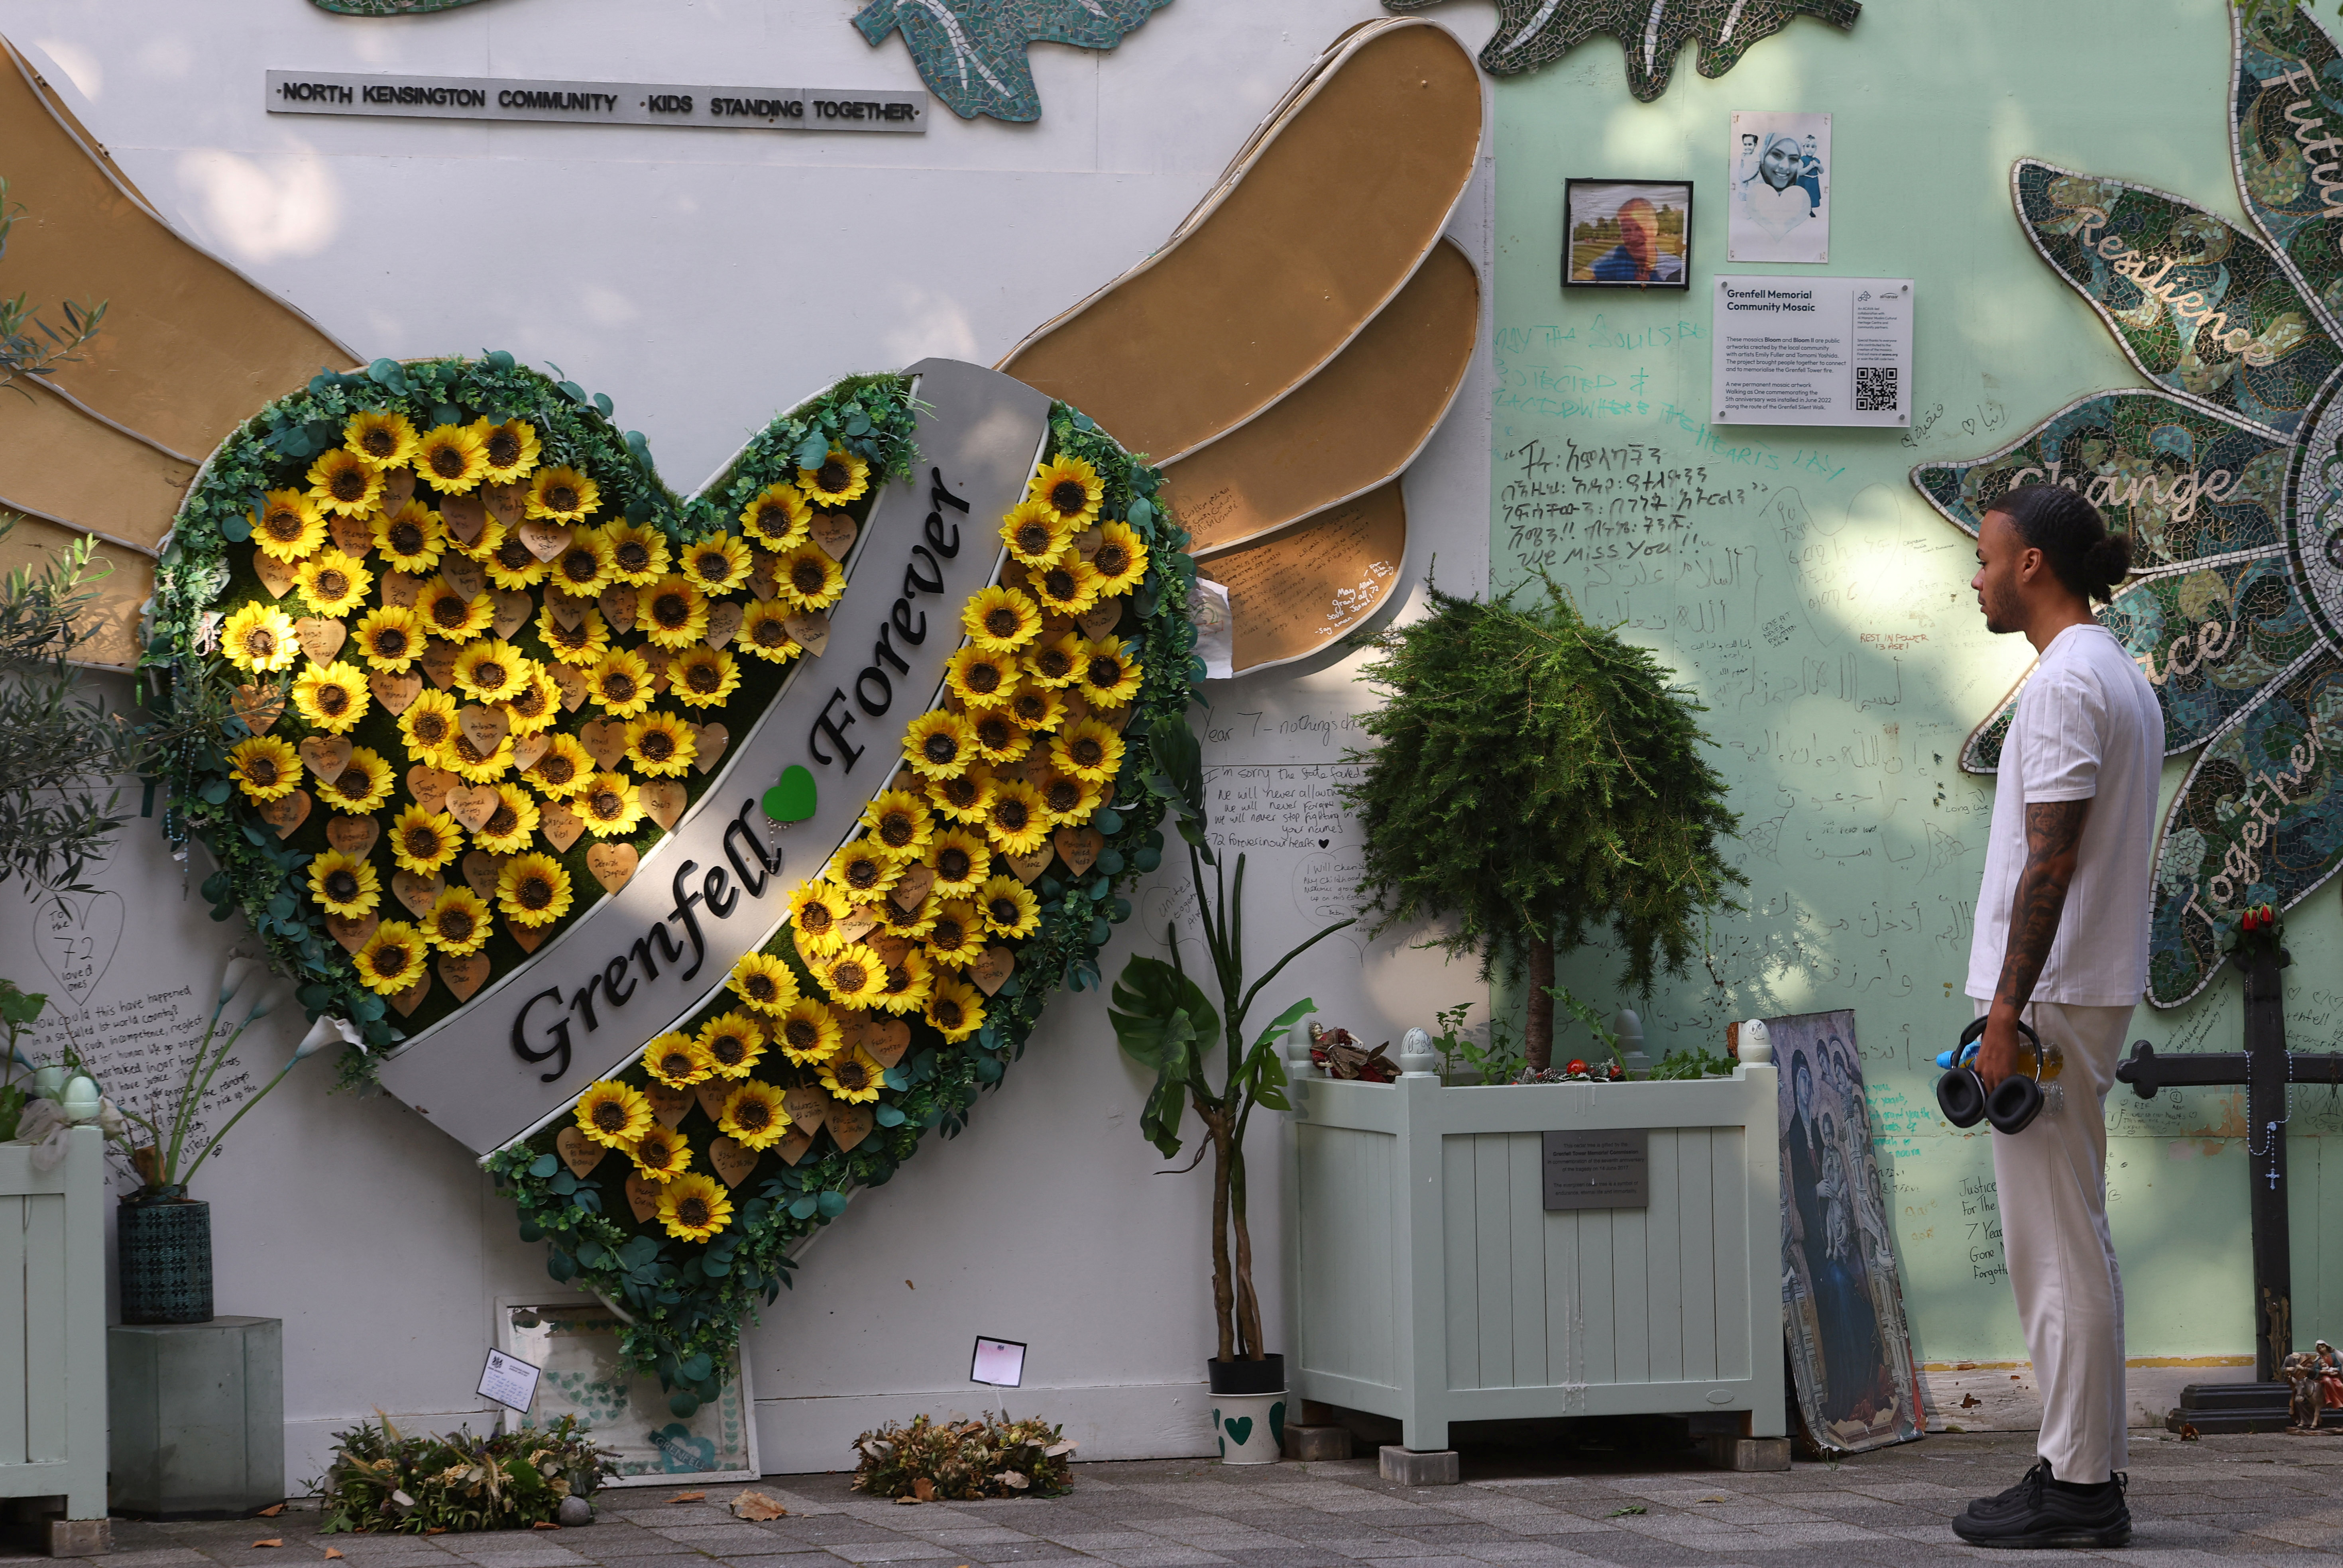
[267,72,925,134]
[1712,276,1913,426]
[1540,1128,1650,1210]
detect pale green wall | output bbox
[1490,0,2343,1363]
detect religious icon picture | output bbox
[1729,110,1830,263]
[1562,179,1693,289]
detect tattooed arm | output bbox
[1978,798,2091,1089]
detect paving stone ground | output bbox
[27,1428,2343,1567]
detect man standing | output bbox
[1953,484,2160,1549]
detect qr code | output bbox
[1855,365,1899,412]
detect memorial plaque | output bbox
[1540,1128,1649,1210]
[1712,276,1913,427]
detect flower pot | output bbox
[118,1194,214,1324]
[1208,1352,1284,1395]
[1211,1391,1286,1465]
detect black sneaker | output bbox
[1952,1462,2130,1548]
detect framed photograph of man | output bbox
[1729,110,1830,263]
[1562,179,1692,289]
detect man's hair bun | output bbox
[1991,483,2134,605]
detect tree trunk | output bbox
[1524,935,1555,1073]
[1229,1143,1262,1358]
[1202,1102,1236,1362]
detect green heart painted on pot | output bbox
[761,764,817,825]
[1223,1415,1254,1448]
[1269,1399,1286,1450]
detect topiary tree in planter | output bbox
[1341,580,1742,1074]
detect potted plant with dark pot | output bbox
[1109,716,1351,1462]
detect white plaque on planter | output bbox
[1712,276,1913,426]
[1540,1128,1649,1210]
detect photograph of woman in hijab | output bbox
[1729,110,1830,263]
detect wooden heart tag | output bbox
[294,616,346,663]
[258,789,311,840]
[639,780,687,832]
[889,862,936,913]
[328,513,374,556]
[380,571,424,608]
[482,481,527,529]
[419,641,459,690]
[510,733,552,773]
[705,601,743,651]
[971,945,1016,996]
[862,1016,911,1069]
[510,920,551,953]
[749,552,779,602]
[782,612,829,656]
[640,644,672,692]
[232,684,285,734]
[547,662,588,711]
[545,590,588,631]
[578,719,629,770]
[437,952,489,1002]
[326,911,378,954]
[598,585,637,634]
[440,554,486,603]
[689,722,729,773]
[438,493,487,547]
[774,1126,816,1167]
[1004,844,1052,885]
[625,1174,661,1222]
[1072,526,1104,560]
[810,511,858,561]
[379,467,416,515]
[782,1086,829,1136]
[460,848,508,900]
[869,933,911,969]
[457,704,509,756]
[828,1101,875,1153]
[541,801,586,852]
[1078,599,1125,640]
[517,518,572,562]
[369,670,423,715]
[1053,826,1104,878]
[490,589,532,639]
[299,736,353,785]
[326,815,379,857]
[406,765,458,815]
[709,1135,760,1189]
[392,868,445,919]
[834,904,882,944]
[252,552,299,599]
[696,1080,735,1123]
[587,842,639,893]
[555,1125,605,1179]
[391,973,432,1018]
[646,1082,692,1128]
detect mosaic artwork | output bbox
[1382,0,1859,100]
[853,0,1172,122]
[1910,6,2343,1006]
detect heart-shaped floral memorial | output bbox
[155,353,1197,1409]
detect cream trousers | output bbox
[1973,996,2137,1484]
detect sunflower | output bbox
[947,644,1018,708]
[473,784,540,855]
[414,422,490,495]
[486,529,550,591]
[969,708,1032,765]
[1000,498,1073,568]
[826,844,901,902]
[695,1012,767,1080]
[927,768,995,825]
[474,417,541,483]
[667,644,740,709]
[774,543,844,611]
[739,481,810,550]
[398,688,459,761]
[1029,452,1103,526]
[223,601,298,674]
[860,790,934,861]
[576,771,644,837]
[1052,718,1125,784]
[774,998,844,1065]
[636,575,710,649]
[315,746,393,813]
[537,603,610,666]
[293,660,370,735]
[549,529,616,598]
[373,501,447,575]
[1090,520,1150,597]
[787,882,851,957]
[226,734,299,802]
[925,977,987,1043]
[251,489,326,562]
[1077,635,1143,707]
[1006,681,1065,735]
[644,1032,711,1089]
[390,803,464,874]
[924,900,985,969]
[721,603,794,668]
[719,1079,790,1150]
[799,445,871,506]
[412,578,490,643]
[979,874,1041,939]
[1029,555,1105,618]
[902,709,979,779]
[587,649,655,717]
[1026,631,1085,689]
[575,1079,652,1150]
[679,533,751,596]
[625,711,697,778]
[421,886,493,955]
[352,922,428,995]
[630,1124,692,1183]
[723,951,796,1019]
[874,948,934,1015]
[981,778,1050,855]
[963,585,1042,653]
[656,1171,732,1241]
[497,852,574,927]
[295,548,372,616]
[923,827,990,897]
[819,1041,886,1104]
[814,944,887,1009]
[452,639,531,704]
[503,665,560,735]
[352,605,423,673]
[344,409,420,470]
[308,447,386,518]
[601,519,668,586]
[306,849,380,918]
[527,464,599,522]
[1032,765,1101,825]
[526,733,595,800]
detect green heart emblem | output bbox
[1269,1399,1286,1449]
[1223,1415,1254,1448]
[761,764,817,825]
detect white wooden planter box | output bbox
[0,1125,108,1522]
[1281,1068,1783,1452]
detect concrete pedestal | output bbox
[107,1318,283,1517]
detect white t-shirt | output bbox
[1966,624,2165,1007]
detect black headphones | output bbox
[1936,1016,2046,1134]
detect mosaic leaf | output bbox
[2112,552,2320,751]
[1383,0,1859,100]
[2233,5,2343,330]
[2149,643,2343,1005]
[2014,158,2341,438]
[853,0,1172,123]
